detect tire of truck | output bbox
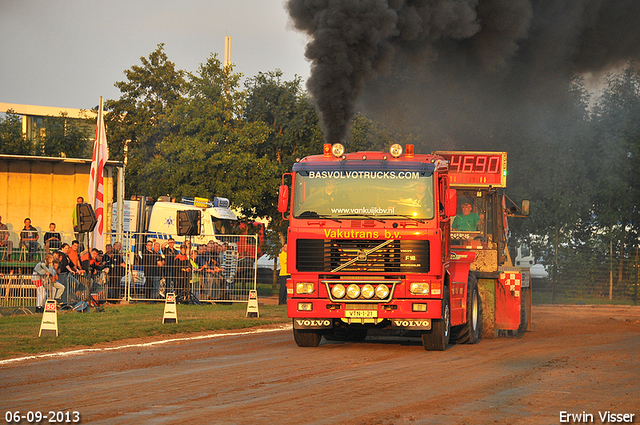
[453,272,481,344]
[293,327,322,347]
[421,289,451,351]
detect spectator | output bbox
[0,214,14,260]
[140,240,154,297]
[20,218,40,261]
[190,249,205,299]
[85,248,106,277]
[219,242,238,299]
[152,241,165,297]
[72,196,85,249]
[205,253,224,300]
[106,241,126,299]
[278,244,290,305]
[57,243,81,304]
[101,244,113,270]
[161,238,178,292]
[43,222,62,251]
[67,240,83,273]
[174,244,191,294]
[32,253,63,312]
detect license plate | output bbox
[345,310,378,318]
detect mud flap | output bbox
[477,278,496,339]
[495,271,522,331]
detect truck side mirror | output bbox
[444,188,457,217]
[521,199,530,216]
[278,185,289,213]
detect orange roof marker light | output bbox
[405,144,414,158]
[323,143,332,157]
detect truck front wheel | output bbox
[293,327,322,347]
[453,272,481,344]
[421,290,450,351]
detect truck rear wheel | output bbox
[453,272,481,344]
[421,290,450,351]
[293,327,322,347]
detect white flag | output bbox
[88,96,109,249]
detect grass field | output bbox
[0,302,289,360]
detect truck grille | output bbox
[296,239,430,273]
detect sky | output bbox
[0,0,311,110]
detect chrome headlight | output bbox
[296,282,315,295]
[346,284,361,299]
[389,144,403,158]
[331,143,345,157]
[375,284,390,299]
[331,284,346,299]
[410,282,430,295]
[361,284,375,299]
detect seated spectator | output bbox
[43,222,62,251]
[20,218,40,260]
[0,214,14,260]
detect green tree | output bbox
[349,114,395,152]
[589,63,640,299]
[140,54,280,221]
[244,70,321,165]
[0,110,31,155]
[38,114,92,158]
[591,63,640,245]
[244,70,323,240]
[105,44,186,195]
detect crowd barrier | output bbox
[0,232,259,311]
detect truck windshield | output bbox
[293,171,435,220]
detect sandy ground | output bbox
[1,305,638,424]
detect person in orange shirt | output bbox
[67,240,83,273]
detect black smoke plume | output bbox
[286,0,640,147]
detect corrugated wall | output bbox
[0,157,114,247]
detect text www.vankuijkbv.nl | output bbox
[330,207,395,214]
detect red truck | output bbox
[278,144,529,349]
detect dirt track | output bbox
[1,305,639,424]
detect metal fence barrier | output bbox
[0,275,35,314]
[104,232,258,304]
[1,231,258,311]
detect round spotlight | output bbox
[332,284,346,299]
[331,143,345,157]
[347,284,361,299]
[362,284,375,299]
[389,144,403,158]
[375,284,390,299]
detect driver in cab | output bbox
[452,202,483,231]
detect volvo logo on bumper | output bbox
[294,319,333,329]
[392,319,432,330]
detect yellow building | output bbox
[0,155,123,249]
